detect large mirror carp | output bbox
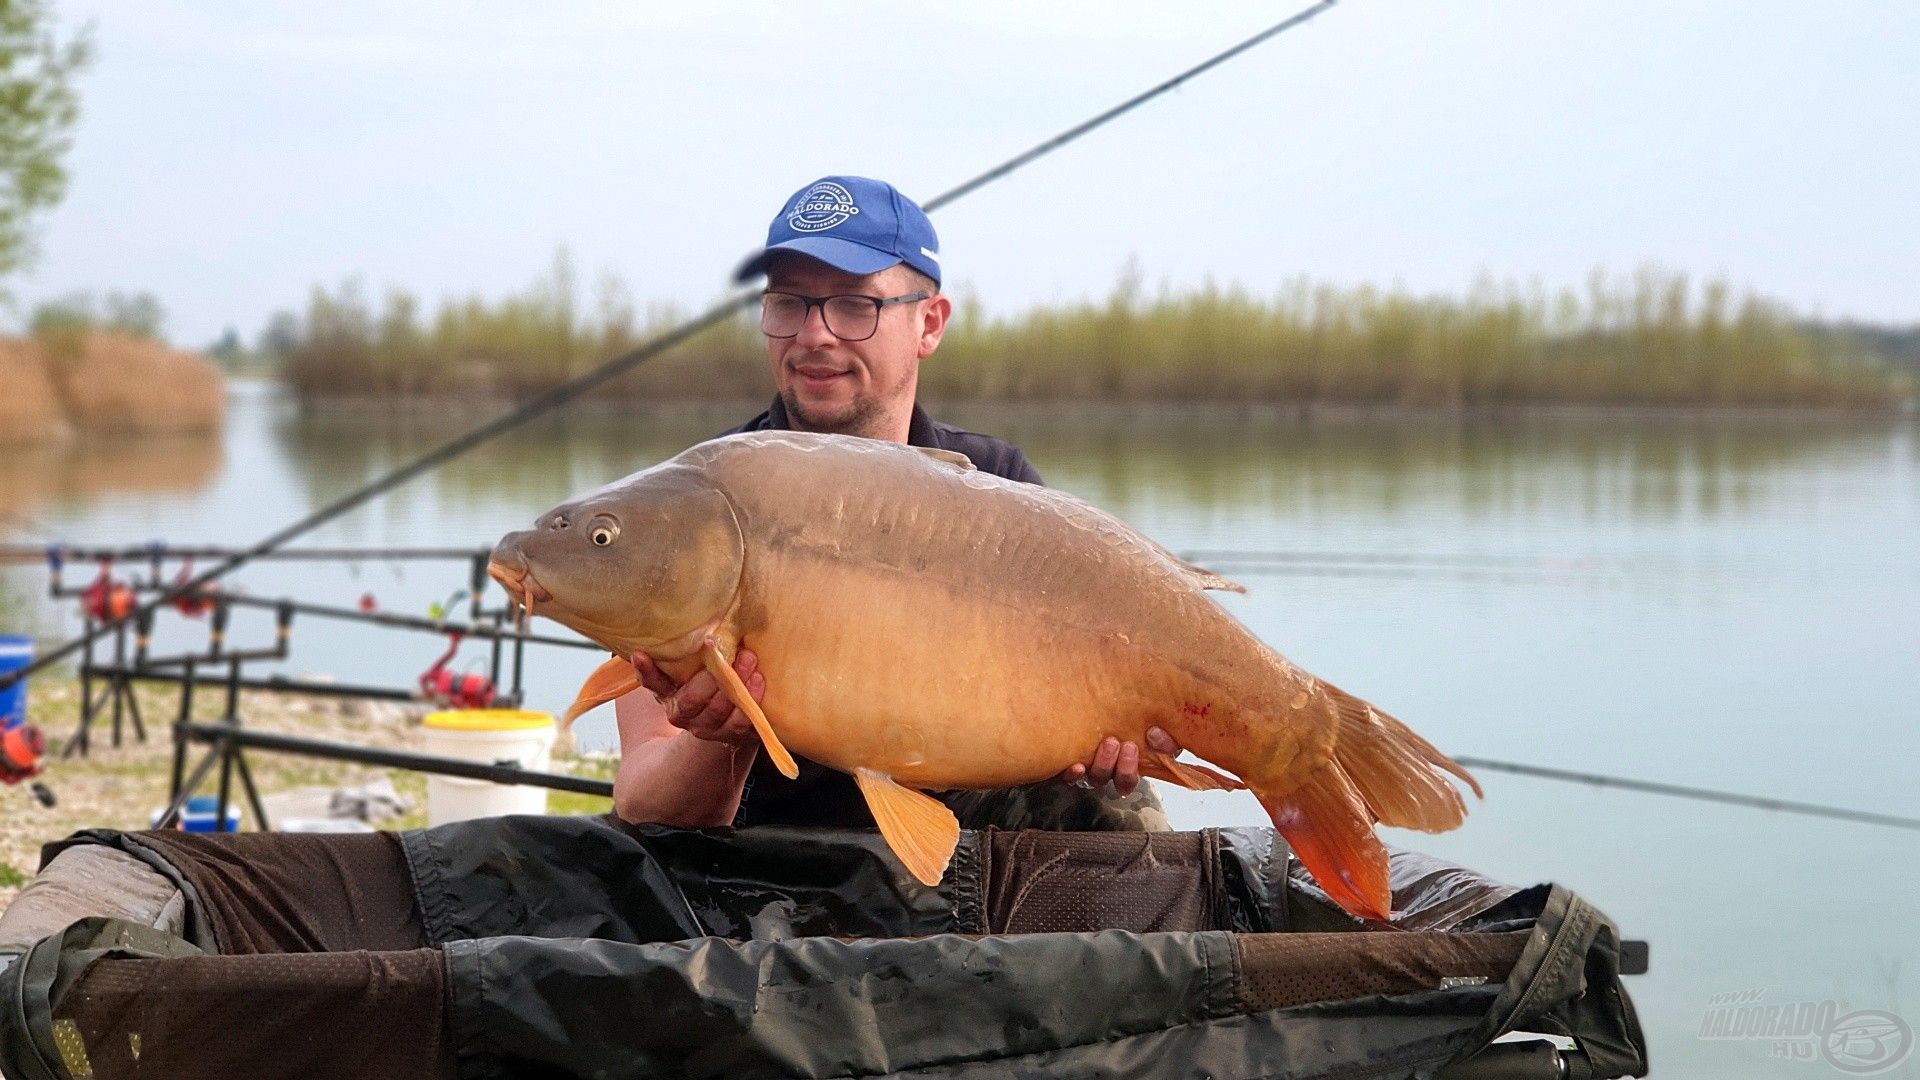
[490,431,1480,921]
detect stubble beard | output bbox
[781,386,885,439]
[780,361,914,440]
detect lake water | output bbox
[4,379,1917,1077]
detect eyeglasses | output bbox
[760,290,929,342]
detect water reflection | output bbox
[270,398,1913,527]
[270,406,734,525]
[974,410,1908,527]
[0,435,223,520]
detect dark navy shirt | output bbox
[718,396,1043,828]
[721,396,1043,486]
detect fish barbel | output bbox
[488,431,1480,921]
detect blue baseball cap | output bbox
[734,175,941,287]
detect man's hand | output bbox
[631,648,766,749]
[1058,726,1179,798]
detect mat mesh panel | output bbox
[131,830,424,954]
[982,828,1224,934]
[1236,929,1531,1012]
[50,949,451,1080]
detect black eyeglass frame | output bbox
[759,290,931,342]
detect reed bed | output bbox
[37,329,226,435]
[0,338,72,444]
[0,330,225,443]
[274,262,1909,408]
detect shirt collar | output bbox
[760,396,942,450]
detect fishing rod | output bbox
[206,592,596,650]
[1453,756,1920,832]
[0,1,1343,692]
[0,544,487,564]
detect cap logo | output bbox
[787,181,861,233]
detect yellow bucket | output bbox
[418,709,556,824]
[423,709,555,733]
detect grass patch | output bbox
[0,862,24,889]
[546,790,614,816]
[265,256,1911,409]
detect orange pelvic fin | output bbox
[1324,683,1482,833]
[854,767,961,886]
[1258,764,1393,922]
[1140,751,1245,792]
[563,655,643,729]
[698,639,797,779]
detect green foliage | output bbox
[0,0,91,282]
[0,860,23,888]
[273,249,765,403]
[30,288,165,340]
[927,267,1907,408]
[546,789,615,816]
[270,260,1910,409]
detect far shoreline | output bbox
[276,387,1919,428]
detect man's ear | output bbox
[917,293,952,358]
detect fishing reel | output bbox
[69,555,218,622]
[418,632,497,710]
[79,560,137,623]
[164,557,219,618]
[1,722,44,786]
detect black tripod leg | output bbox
[126,681,147,743]
[156,741,224,829]
[233,750,270,832]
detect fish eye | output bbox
[590,520,619,546]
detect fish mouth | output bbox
[487,561,552,632]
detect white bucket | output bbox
[418,709,556,826]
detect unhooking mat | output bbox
[0,816,1647,1079]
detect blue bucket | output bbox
[149,795,242,833]
[0,634,31,731]
[181,795,242,833]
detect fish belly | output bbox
[737,545,1318,792]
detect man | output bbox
[612,175,1177,833]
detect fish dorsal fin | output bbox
[912,446,977,472]
[1179,562,1246,594]
[699,640,798,778]
[1140,750,1246,792]
[853,768,961,886]
[564,655,643,728]
[1149,540,1246,593]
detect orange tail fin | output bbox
[1324,683,1482,832]
[563,655,643,729]
[1257,764,1391,921]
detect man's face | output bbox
[763,254,949,439]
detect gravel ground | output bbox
[0,677,612,908]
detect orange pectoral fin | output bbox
[1258,764,1393,923]
[698,640,797,779]
[564,655,643,728]
[853,768,961,887]
[1140,751,1246,792]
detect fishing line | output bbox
[1453,756,1920,832]
[0,1,1343,690]
[1184,548,1622,585]
[1181,549,1581,568]
[1199,563,1611,585]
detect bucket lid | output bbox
[423,708,554,732]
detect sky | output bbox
[17,1,1920,348]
